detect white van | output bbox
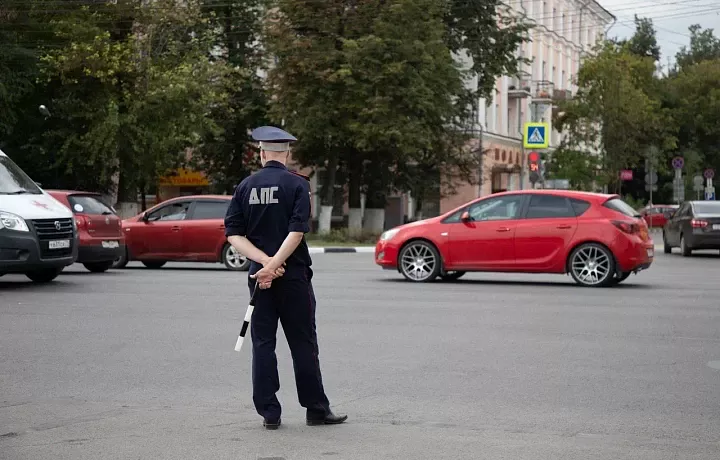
[0,148,78,283]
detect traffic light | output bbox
[528,151,540,184]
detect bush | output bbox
[305,228,380,244]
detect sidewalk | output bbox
[308,246,374,254]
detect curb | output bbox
[308,246,375,254]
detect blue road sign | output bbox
[705,190,715,200]
[523,122,550,149]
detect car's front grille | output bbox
[31,218,74,259]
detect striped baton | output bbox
[234,280,259,352]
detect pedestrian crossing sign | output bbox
[523,122,550,149]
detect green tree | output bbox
[675,25,720,72]
[616,15,661,62]
[264,0,529,232]
[665,59,720,181]
[38,0,233,207]
[554,42,677,193]
[192,0,270,194]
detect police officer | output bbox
[224,126,348,430]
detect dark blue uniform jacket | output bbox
[224,161,312,279]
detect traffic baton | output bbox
[234,280,259,352]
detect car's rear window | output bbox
[693,202,720,214]
[603,197,641,217]
[68,195,114,215]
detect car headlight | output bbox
[380,228,400,241]
[0,211,30,232]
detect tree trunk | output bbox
[347,156,363,236]
[318,156,339,234]
[115,167,140,219]
[363,189,386,233]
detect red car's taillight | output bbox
[612,220,639,234]
[74,215,87,229]
[691,219,708,228]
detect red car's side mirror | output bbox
[460,211,471,222]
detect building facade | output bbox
[436,0,615,216]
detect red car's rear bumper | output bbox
[613,236,655,273]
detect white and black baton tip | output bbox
[234,304,255,352]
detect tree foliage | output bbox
[554,41,676,192]
[675,24,720,72]
[192,0,269,194]
[35,0,234,204]
[264,0,530,222]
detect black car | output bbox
[662,201,720,256]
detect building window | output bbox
[562,13,566,36]
[552,8,557,31]
[495,149,500,161]
[542,61,547,79]
[561,70,566,89]
[502,150,507,162]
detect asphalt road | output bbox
[1,248,720,460]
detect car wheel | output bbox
[25,267,63,283]
[680,235,692,257]
[663,232,672,254]
[83,261,113,273]
[440,271,466,281]
[398,240,441,282]
[568,243,616,287]
[112,248,128,269]
[222,243,250,271]
[142,261,167,269]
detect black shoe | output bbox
[263,418,281,430]
[306,410,348,426]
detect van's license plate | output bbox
[647,247,654,258]
[48,240,70,250]
[713,224,720,230]
[102,240,119,249]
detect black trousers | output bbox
[247,268,330,420]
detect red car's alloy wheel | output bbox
[568,243,616,287]
[398,241,441,282]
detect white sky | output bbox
[598,0,720,68]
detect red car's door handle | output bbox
[556,224,572,229]
[171,226,181,231]
[496,227,511,232]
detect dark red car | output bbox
[113,195,249,270]
[46,190,125,273]
[639,204,678,228]
[113,172,312,271]
[375,190,654,287]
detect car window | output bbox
[525,194,575,219]
[603,197,641,218]
[68,195,114,215]
[676,203,689,217]
[147,201,191,222]
[570,198,591,216]
[0,155,42,195]
[191,201,230,220]
[467,195,523,221]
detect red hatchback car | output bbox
[375,190,654,287]
[46,190,125,272]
